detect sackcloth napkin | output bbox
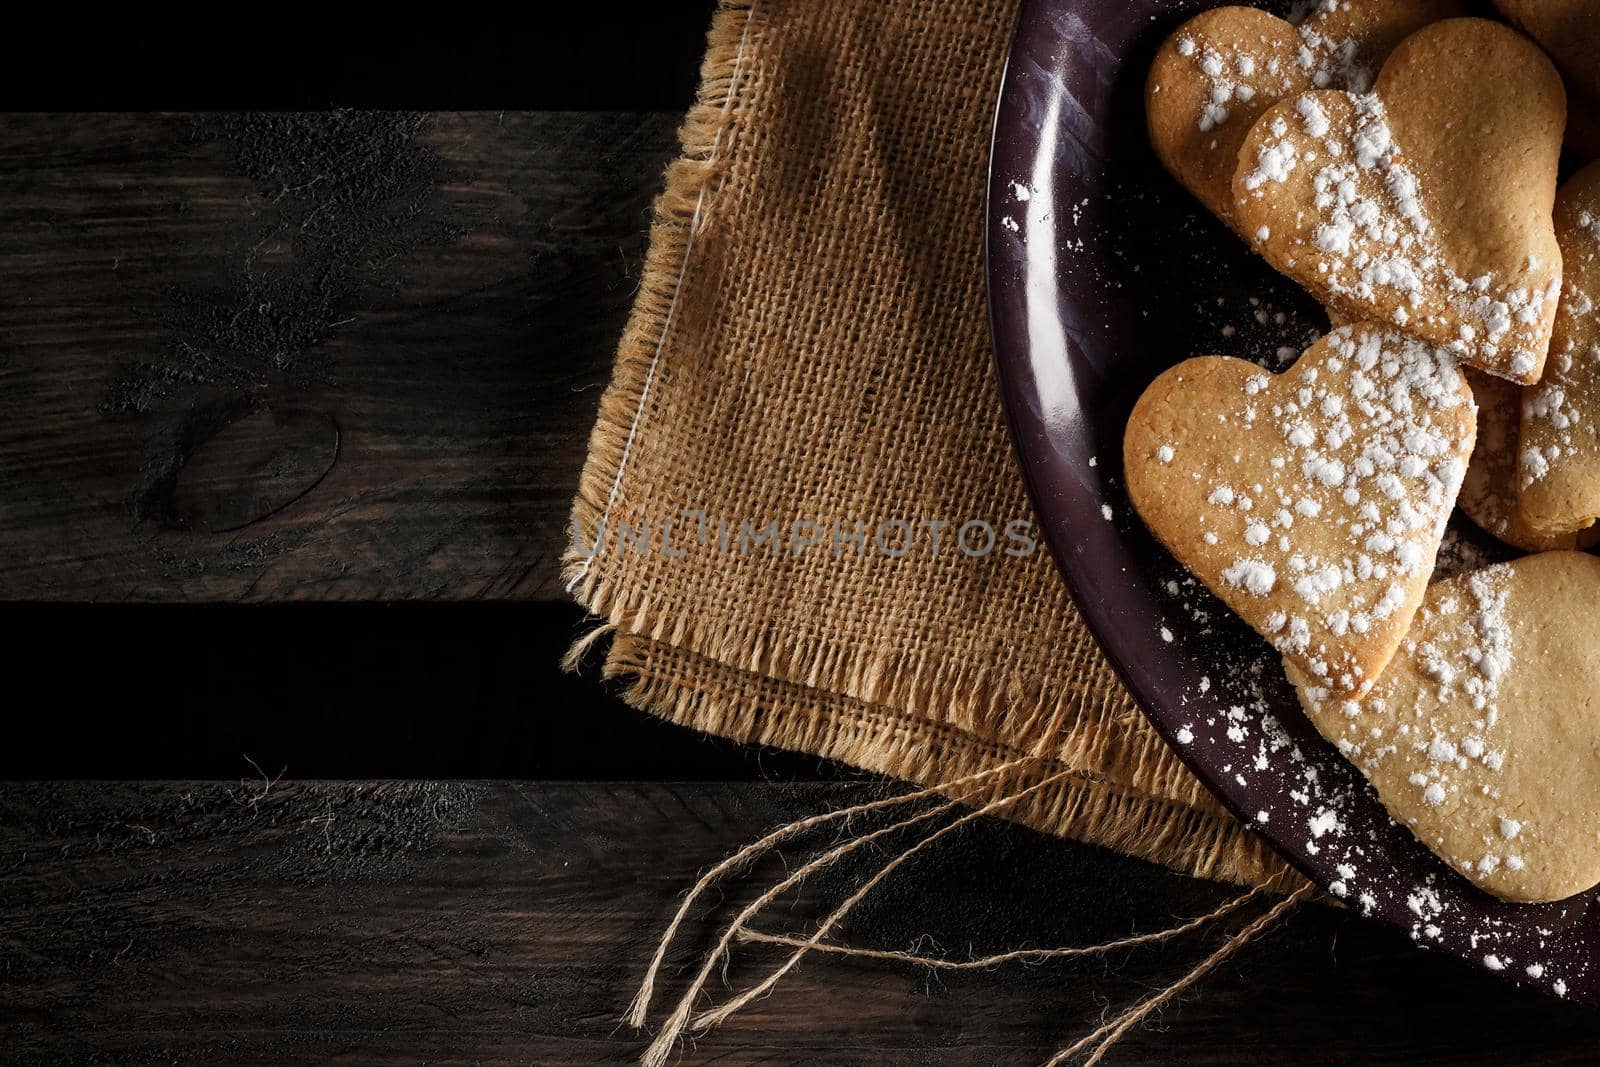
[565,0,1301,893]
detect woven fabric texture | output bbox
[565,0,1297,891]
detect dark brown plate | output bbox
[986,0,1597,1005]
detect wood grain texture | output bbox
[1,781,1596,1065]
[0,112,676,602]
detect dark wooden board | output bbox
[1,31,1595,1066]
[0,112,676,602]
[2,781,1596,1065]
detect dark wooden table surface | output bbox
[2,17,1598,1066]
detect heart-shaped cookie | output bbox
[1146,0,1466,231]
[1289,551,1600,903]
[1125,323,1476,695]
[1459,369,1600,551]
[1232,19,1567,384]
[1518,161,1600,535]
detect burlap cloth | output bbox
[565,0,1297,892]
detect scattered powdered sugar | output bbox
[1431,522,1493,582]
[1240,92,1559,377]
[1295,94,1329,138]
[1149,559,1583,1000]
[1287,1,1390,93]
[1188,326,1470,692]
[1520,384,1581,488]
[1307,565,1513,822]
[1243,135,1299,192]
[1139,14,1584,997]
[1222,558,1277,595]
[1170,6,1395,140]
[1519,204,1600,490]
[1173,34,1291,134]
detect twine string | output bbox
[624,755,1039,1028]
[629,753,1310,1067]
[688,767,1076,1033]
[636,758,1041,1067]
[732,886,1263,970]
[1041,884,1314,1067]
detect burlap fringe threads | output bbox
[625,756,1310,1067]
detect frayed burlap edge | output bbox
[556,0,1079,752]
[561,0,1301,895]
[562,0,756,609]
[609,634,1302,892]
[558,1,1200,802]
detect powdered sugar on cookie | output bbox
[1290,552,1600,903]
[1518,163,1600,534]
[1146,2,1468,232]
[1124,324,1475,697]
[1236,89,1560,381]
[1170,2,1438,138]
